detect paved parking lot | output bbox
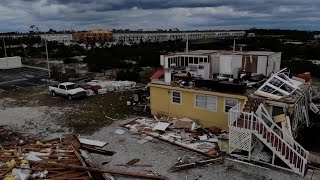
[0,67,48,90]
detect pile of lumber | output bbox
[0,127,165,180]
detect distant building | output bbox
[113,31,246,43]
[40,34,73,43]
[72,30,113,43]
[0,56,22,69]
[314,34,320,40]
[247,33,256,37]
[307,60,320,65]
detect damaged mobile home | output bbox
[149,50,313,176]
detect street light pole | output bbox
[45,38,51,79]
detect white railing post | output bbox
[250,112,254,130]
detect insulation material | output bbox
[273,114,286,123]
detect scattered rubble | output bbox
[0,126,166,180]
[121,117,226,158]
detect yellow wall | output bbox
[150,83,247,130]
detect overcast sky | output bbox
[1,0,319,32]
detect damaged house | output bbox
[149,50,312,176]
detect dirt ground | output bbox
[0,85,136,136]
[0,85,309,180]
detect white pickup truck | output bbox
[49,82,87,100]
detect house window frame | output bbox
[172,90,182,105]
[194,94,217,112]
[224,98,239,113]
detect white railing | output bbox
[228,103,241,127]
[228,106,308,176]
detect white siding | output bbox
[257,56,268,75]
[231,55,242,71]
[219,56,233,75]
[267,52,282,75]
[164,70,171,83]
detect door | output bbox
[58,85,66,95]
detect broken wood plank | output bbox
[81,144,115,156]
[127,158,140,166]
[29,160,166,180]
[116,164,153,167]
[0,167,14,179]
[72,146,92,179]
[169,157,224,172]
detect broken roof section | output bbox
[254,68,304,100]
[150,68,164,80]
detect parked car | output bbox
[49,82,87,100]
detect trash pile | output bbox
[0,126,166,180]
[121,116,229,158]
[82,80,139,95]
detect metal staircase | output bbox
[229,104,309,176]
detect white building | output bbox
[0,56,22,69]
[40,34,73,43]
[114,31,246,43]
[161,50,281,83]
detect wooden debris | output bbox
[0,127,166,180]
[81,144,116,156]
[169,157,224,172]
[29,160,166,180]
[127,158,140,166]
[116,164,153,167]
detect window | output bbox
[200,58,203,63]
[181,57,185,66]
[195,94,217,111]
[66,84,79,90]
[59,85,66,90]
[194,57,199,64]
[172,91,182,104]
[224,98,239,112]
[189,57,193,64]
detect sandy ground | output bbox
[0,87,309,180]
[0,98,69,139]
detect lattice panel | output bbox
[229,128,252,151]
[251,140,272,162]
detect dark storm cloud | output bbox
[0,0,319,32]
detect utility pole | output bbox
[185,34,189,53]
[233,39,236,52]
[45,38,51,80]
[2,37,7,58]
[3,37,8,68]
